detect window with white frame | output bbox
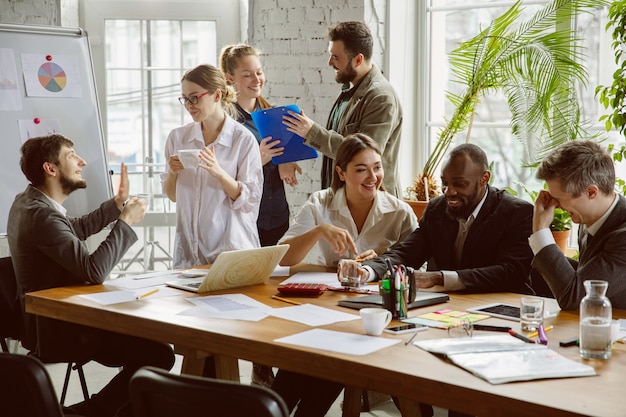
[412,0,616,194]
[80,0,239,272]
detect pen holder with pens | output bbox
[380,259,416,319]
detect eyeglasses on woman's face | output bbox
[178,91,210,106]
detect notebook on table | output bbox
[338,292,449,310]
[165,244,289,293]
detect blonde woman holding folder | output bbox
[220,43,302,389]
[219,43,301,248]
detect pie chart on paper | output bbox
[38,62,67,92]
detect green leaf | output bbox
[419,0,606,180]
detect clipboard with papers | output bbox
[251,104,318,164]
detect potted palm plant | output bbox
[406,0,604,216]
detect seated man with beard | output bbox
[8,134,175,417]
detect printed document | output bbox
[414,335,596,384]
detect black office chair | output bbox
[0,256,90,405]
[0,352,85,417]
[0,256,21,352]
[130,366,290,417]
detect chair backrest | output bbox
[0,352,65,417]
[0,257,22,345]
[130,366,290,417]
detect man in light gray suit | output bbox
[8,134,174,417]
[530,140,626,309]
[282,21,403,196]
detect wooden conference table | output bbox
[24,266,626,417]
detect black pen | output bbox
[473,324,511,332]
[508,329,535,343]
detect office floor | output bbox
[11,340,445,416]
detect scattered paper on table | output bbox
[272,265,290,277]
[104,271,182,289]
[405,309,489,329]
[179,294,271,321]
[78,287,179,305]
[269,303,359,326]
[178,306,269,321]
[187,293,270,311]
[414,335,596,384]
[280,272,340,286]
[275,328,400,355]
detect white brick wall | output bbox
[249,0,386,216]
[60,0,79,27]
[0,0,59,25]
[0,0,78,27]
[0,0,74,256]
[0,0,389,224]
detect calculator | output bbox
[277,283,327,296]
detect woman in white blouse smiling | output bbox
[278,132,417,266]
[272,132,418,417]
[162,64,263,269]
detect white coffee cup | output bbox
[178,149,202,169]
[360,308,392,336]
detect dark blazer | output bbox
[7,185,137,361]
[364,186,534,293]
[532,194,626,310]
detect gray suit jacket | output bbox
[305,66,403,196]
[7,185,137,361]
[532,195,626,310]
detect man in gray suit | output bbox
[8,134,174,417]
[530,140,626,309]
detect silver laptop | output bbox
[165,244,290,293]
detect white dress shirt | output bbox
[363,189,489,289]
[279,188,418,266]
[528,193,619,255]
[161,114,263,268]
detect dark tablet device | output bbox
[467,303,520,321]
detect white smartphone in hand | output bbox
[383,323,428,335]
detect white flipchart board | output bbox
[0,23,112,234]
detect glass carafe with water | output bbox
[579,280,612,359]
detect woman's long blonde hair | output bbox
[219,44,271,110]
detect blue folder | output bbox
[251,105,318,164]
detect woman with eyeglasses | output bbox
[162,64,263,269]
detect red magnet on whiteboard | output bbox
[46,55,52,61]
[34,118,40,124]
